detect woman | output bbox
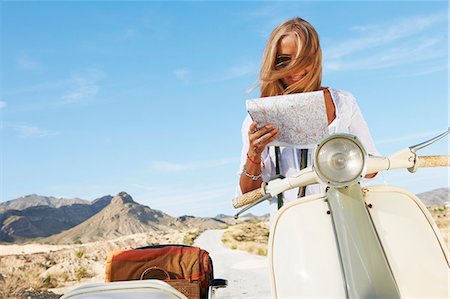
[237,17,379,220]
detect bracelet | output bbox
[242,167,262,181]
[246,153,265,168]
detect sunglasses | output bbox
[275,55,314,70]
[275,55,292,70]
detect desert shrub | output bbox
[183,232,200,246]
[75,249,85,259]
[247,218,259,224]
[221,219,269,255]
[257,248,267,256]
[41,275,57,288]
[0,274,26,298]
[61,272,70,283]
[75,267,87,282]
[73,238,82,245]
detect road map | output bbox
[246,90,328,148]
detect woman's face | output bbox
[276,33,313,87]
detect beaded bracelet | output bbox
[246,153,265,168]
[242,167,262,181]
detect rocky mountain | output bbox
[215,214,231,219]
[177,215,227,228]
[417,188,449,206]
[42,192,202,244]
[213,213,270,226]
[0,191,228,244]
[0,195,112,243]
[0,194,89,213]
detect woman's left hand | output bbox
[248,121,279,159]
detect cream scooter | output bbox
[233,129,450,299]
[60,130,448,299]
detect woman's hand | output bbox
[240,121,279,194]
[247,121,279,160]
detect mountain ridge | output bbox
[0,195,112,243]
[0,194,90,213]
[1,192,226,244]
[2,187,446,244]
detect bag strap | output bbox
[140,266,171,280]
[297,148,308,197]
[274,146,283,209]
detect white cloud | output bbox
[376,129,446,145]
[61,84,99,104]
[205,62,257,83]
[3,79,69,98]
[402,63,448,77]
[60,69,106,104]
[174,68,190,81]
[349,24,378,33]
[150,158,236,173]
[9,123,59,138]
[325,38,444,71]
[324,12,447,72]
[0,101,6,109]
[17,51,41,70]
[326,13,447,59]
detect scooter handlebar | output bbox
[367,152,450,174]
[233,186,266,208]
[416,155,450,168]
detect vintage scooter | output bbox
[233,128,449,299]
[60,129,449,299]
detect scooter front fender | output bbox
[268,193,347,299]
[268,186,449,299]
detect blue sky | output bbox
[1,1,448,217]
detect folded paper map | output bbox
[246,90,328,148]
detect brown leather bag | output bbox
[105,245,213,299]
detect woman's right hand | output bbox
[247,121,279,160]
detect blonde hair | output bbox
[260,17,322,97]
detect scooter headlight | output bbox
[313,134,367,187]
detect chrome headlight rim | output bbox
[313,133,368,188]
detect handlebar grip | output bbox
[416,155,450,168]
[233,187,265,208]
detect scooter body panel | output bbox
[269,185,449,299]
[268,194,347,298]
[363,185,449,298]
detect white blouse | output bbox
[236,88,380,219]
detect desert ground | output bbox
[0,228,195,298]
[0,207,447,299]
